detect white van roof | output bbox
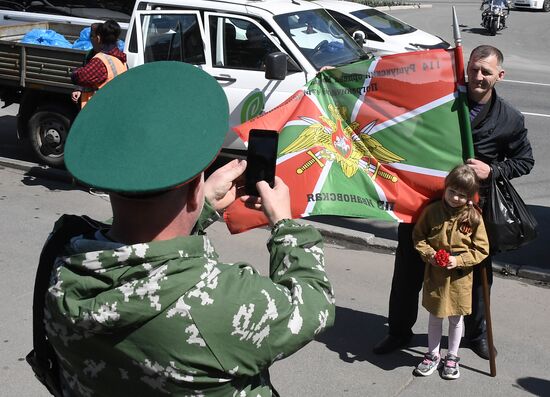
[135,0,321,15]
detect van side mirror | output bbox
[352,30,366,45]
[265,52,288,80]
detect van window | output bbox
[141,13,205,64]
[350,8,417,36]
[274,9,365,70]
[128,19,138,53]
[327,10,382,43]
[209,16,279,71]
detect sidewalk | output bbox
[2,154,548,284]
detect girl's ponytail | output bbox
[458,200,482,233]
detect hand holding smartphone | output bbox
[245,129,279,196]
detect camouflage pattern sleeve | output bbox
[192,220,335,378]
[192,199,220,235]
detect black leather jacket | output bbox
[470,88,535,181]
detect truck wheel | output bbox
[28,107,72,168]
[543,0,550,12]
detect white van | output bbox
[512,0,550,11]
[312,0,450,56]
[125,0,368,154]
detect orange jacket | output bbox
[81,52,127,108]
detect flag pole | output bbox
[452,6,496,377]
[452,6,474,161]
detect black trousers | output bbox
[387,223,493,341]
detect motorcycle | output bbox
[481,0,511,36]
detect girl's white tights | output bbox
[428,313,464,357]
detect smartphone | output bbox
[245,129,279,196]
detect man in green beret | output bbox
[33,62,334,396]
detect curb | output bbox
[0,156,73,184]
[2,155,548,284]
[297,219,396,253]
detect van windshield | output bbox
[274,9,366,70]
[350,8,417,36]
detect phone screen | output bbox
[245,129,279,196]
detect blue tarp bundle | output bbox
[21,29,73,48]
[72,26,94,50]
[71,27,125,51]
[22,27,125,51]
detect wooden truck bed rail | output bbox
[0,22,87,94]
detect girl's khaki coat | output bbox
[413,201,490,317]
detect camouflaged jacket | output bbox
[44,203,335,396]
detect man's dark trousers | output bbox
[387,223,424,338]
[387,223,492,341]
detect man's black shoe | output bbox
[372,334,412,354]
[469,338,498,360]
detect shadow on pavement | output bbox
[21,168,78,191]
[0,114,33,162]
[461,26,496,36]
[493,204,548,270]
[317,306,495,376]
[515,377,550,396]
[315,306,420,370]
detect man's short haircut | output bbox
[470,45,504,67]
[97,20,121,45]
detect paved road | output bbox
[1,166,549,396]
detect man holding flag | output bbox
[373,45,534,360]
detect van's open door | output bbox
[202,12,307,151]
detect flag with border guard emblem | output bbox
[225,49,472,234]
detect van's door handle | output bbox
[215,75,237,83]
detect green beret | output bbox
[65,61,228,193]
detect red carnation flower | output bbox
[434,249,450,268]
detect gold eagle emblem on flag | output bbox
[281,104,404,181]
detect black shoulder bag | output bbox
[26,215,103,396]
[484,169,538,253]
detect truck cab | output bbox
[126,0,367,154]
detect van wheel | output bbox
[28,107,72,168]
[543,0,550,12]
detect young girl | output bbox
[412,164,490,380]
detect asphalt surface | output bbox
[2,163,550,397]
[1,154,548,286]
